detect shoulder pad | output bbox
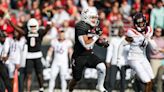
[75,21,90,30]
[126,28,140,37]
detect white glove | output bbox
[45,61,50,68]
[42,57,50,68]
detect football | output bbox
[96,37,109,48]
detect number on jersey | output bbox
[30,37,36,47]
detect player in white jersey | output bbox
[125,13,157,92]
[46,28,73,92]
[2,31,26,81]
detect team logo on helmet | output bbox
[81,8,99,27]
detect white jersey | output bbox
[2,37,26,64]
[51,39,73,65]
[106,36,129,66]
[126,26,154,83]
[2,37,26,78]
[126,26,153,59]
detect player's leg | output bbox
[34,58,44,92]
[60,64,68,92]
[68,57,86,92]
[6,61,15,85]
[129,60,152,92]
[142,60,154,92]
[26,59,34,92]
[48,64,59,92]
[87,54,107,92]
[0,76,5,92]
[96,62,107,92]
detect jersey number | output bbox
[140,39,147,48]
[56,46,64,54]
[30,37,36,47]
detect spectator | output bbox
[66,0,80,21]
[155,61,164,92]
[51,6,70,28]
[106,28,130,92]
[107,6,123,36]
[150,27,164,77]
[120,0,132,21]
[150,0,164,31]
[62,20,75,43]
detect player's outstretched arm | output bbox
[42,21,52,36]
[6,19,25,35]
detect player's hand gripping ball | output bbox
[95,27,102,36]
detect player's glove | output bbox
[95,27,102,36]
[96,38,109,48]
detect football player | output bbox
[46,28,73,92]
[7,18,51,92]
[125,13,156,92]
[68,8,109,92]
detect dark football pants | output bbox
[0,61,12,92]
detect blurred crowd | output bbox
[0,0,163,39]
[0,0,164,92]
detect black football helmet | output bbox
[133,13,147,32]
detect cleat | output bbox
[96,86,108,92]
